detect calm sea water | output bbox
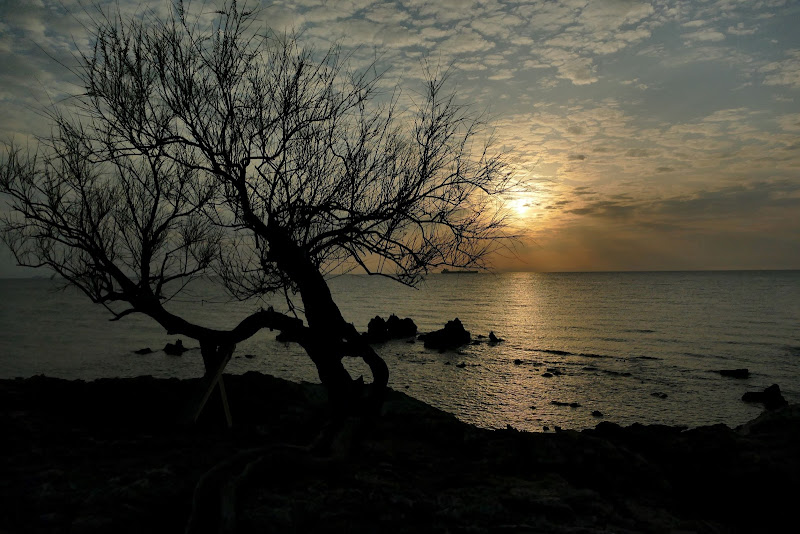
[1,271,798,431]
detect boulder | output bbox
[420,318,471,350]
[134,348,153,355]
[742,384,788,411]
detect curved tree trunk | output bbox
[265,223,389,416]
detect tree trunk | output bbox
[265,222,389,416]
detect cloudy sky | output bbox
[1,0,799,275]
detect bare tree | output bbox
[0,112,302,426]
[1,0,511,427]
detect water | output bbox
[1,271,798,431]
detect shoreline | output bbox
[2,372,798,533]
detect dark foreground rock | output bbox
[742,383,789,410]
[1,373,798,534]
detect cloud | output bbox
[682,29,726,43]
[760,50,800,89]
[726,23,757,36]
[579,0,655,32]
[777,114,800,132]
[557,57,599,85]
[440,28,496,54]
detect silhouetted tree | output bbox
[1,0,510,427]
[0,120,302,425]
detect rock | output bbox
[456,362,467,369]
[244,354,256,359]
[742,384,788,410]
[489,331,503,343]
[367,315,387,341]
[364,314,418,343]
[420,318,471,350]
[592,410,604,417]
[513,359,523,365]
[651,392,668,399]
[134,348,153,355]
[387,314,417,338]
[163,339,187,356]
[542,373,553,378]
[719,368,749,379]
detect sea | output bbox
[1,271,798,432]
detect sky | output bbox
[1,0,799,275]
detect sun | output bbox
[508,196,532,219]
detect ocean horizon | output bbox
[1,270,798,432]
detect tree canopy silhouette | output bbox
[1,0,511,422]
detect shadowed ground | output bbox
[1,372,797,533]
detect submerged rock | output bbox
[719,368,750,379]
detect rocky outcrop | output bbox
[419,318,471,350]
[363,314,418,343]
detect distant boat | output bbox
[441,268,479,274]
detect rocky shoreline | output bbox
[2,372,798,533]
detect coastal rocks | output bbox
[419,318,471,351]
[364,314,418,343]
[718,368,750,379]
[3,374,800,534]
[742,384,788,410]
[163,339,187,356]
[134,347,153,355]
